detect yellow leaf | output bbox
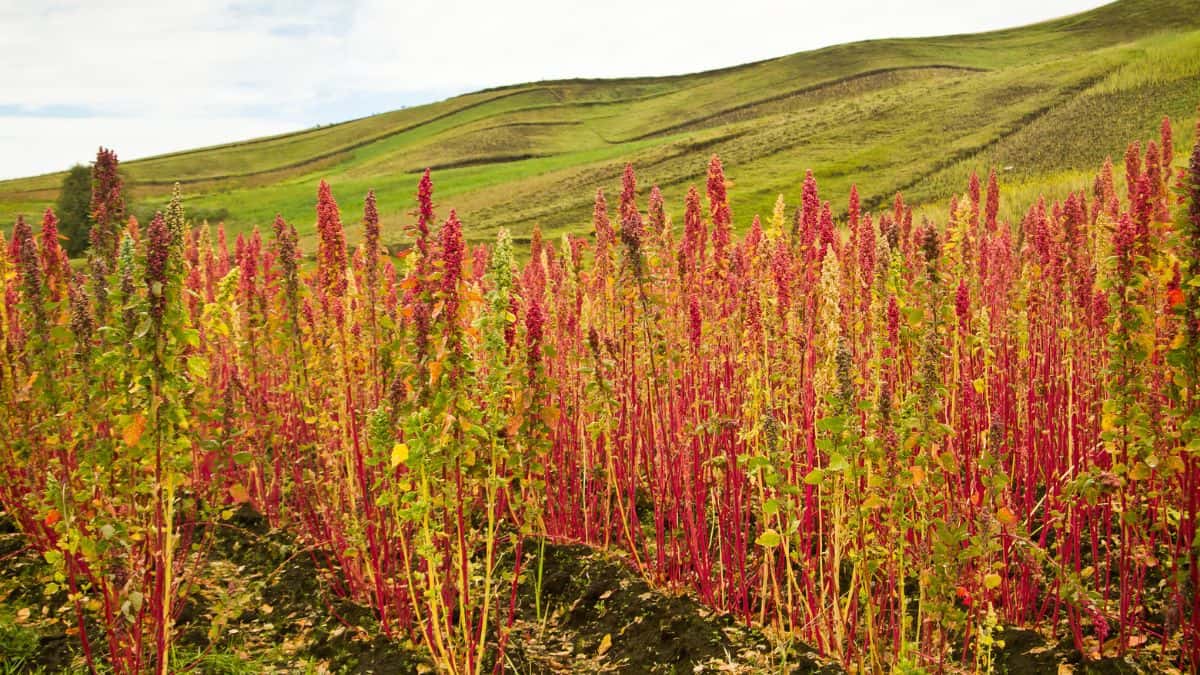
[540,406,561,427]
[390,443,409,469]
[229,483,250,504]
[984,573,1001,589]
[597,633,612,656]
[972,377,985,395]
[1162,454,1186,475]
[506,414,523,437]
[1129,462,1152,481]
[938,451,959,473]
[997,506,1018,528]
[123,414,146,448]
[429,359,443,384]
[862,495,884,510]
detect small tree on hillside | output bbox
[55,164,92,257]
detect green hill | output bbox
[3,0,1199,249]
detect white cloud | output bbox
[0,0,1107,180]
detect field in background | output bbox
[2,0,1200,251]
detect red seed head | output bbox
[921,225,941,280]
[238,230,262,304]
[1188,113,1200,249]
[858,214,876,291]
[801,170,819,254]
[1124,142,1142,203]
[847,184,860,233]
[886,295,900,348]
[968,172,981,228]
[707,156,732,265]
[273,214,300,315]
[440,210,465,330]
[955,280,970,330]
[1132,174,1154,242]
[1092,289,1109,326]
[681,185,706,276]
[68,270,94,351]
[1063,192,1086,252]
[316,180,348,297]
[145,212,171,323]
[771,238,793,322]
[1030,198,1051,266]
[593,188,613,245]
[648,185,666,242]
[985,169,1000,232]
[569,234,586,271]
[746,215,763,253]
[688,293,702,352]
[417,169,434,238]
[1160,116,1173,173]
[846,185,861,277]
[1113,213,1139,280]
[819,201,837,259]
[13,216,39,284]
[1096,157,1118,218]
[525,292,545,378]
[39,208,64,293]
[88,147,125,265]
[620,163,639,225]
[1146,141,1162,197]
[364,190,380,254]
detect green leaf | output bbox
[816,416,845,433]
[826,453,849,473]
[187,355,210,380]
[755,529,782,548]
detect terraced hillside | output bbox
[2,0,1199,248]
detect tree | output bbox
[55,164,91,257]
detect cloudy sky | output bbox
[1,0,1109,180]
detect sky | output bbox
[0,0,1111,181]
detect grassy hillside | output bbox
[3,0,1199,250]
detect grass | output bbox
[2,0,1198,247]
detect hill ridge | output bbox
[2,0,1198,247]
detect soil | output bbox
[503,542,842,673]
[990,627,1176,674]
[0,507,428,674]
[0,509,1183,673]
[0,509,842,674]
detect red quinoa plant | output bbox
[4,117,1200,673]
